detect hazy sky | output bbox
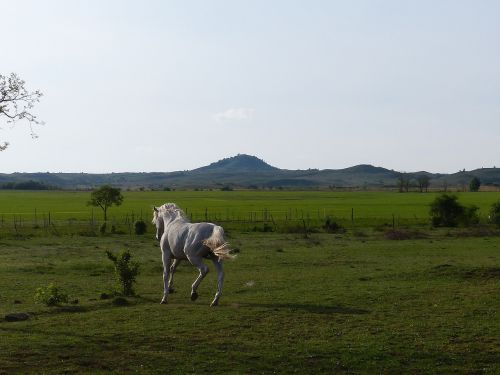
[1,0,499,173]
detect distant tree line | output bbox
[397,173,481,193]
[1,180,57,190]
[397,173,430,192]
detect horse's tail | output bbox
[203,226,236,261]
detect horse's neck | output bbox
[163,215,189,229]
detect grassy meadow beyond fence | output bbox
[1,190,500,235]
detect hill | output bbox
[193,154,278,172]
[1,154,499,190]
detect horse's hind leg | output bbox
[168,259,181,293]
[210,259,224,307]
[188,256,209,302]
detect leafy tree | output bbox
[442,179,448,192]
[1,73,43,150]
[88,185,124,221]
[469,177,481,192]
[417,175,431,193]
[397,173,411,193]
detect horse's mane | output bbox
[156,202,189,222]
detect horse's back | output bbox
[184,222,218,258]
[166,219,223,259]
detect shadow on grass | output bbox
[242,302,370,315]
[431,264,500,279]
[12,295,160,320]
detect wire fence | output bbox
[0,207,435,238]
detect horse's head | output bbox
[152,207,164,241]
[152,203,186,240]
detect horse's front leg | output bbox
[210,259,224,307]
[161,250,171,304]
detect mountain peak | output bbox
[342,164,391,174]
[194,154,278,172]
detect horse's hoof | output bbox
[168,287,175,294]
[190,292,199,301]
[160,299,168,304]
[210,301,219,307]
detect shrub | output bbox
[252,223,274,232]
[34,283,69,306]
[106,250,140,296]
[134,220,147,235]
[462,205,480,226]
[489,201,500,228]
[429,194,479,227]
[323,217,345,233]
[430,194,465,227]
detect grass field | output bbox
[1,190,500,233]
[0,233,499,374]
[0,190,499,373]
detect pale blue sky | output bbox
[1,0,499,173]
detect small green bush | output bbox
[106,250,140,296]
[252,223,274,232]
[34,283,69,306]
[462,205,480,226]
[323,217,345,233]
[489,201,500,228]
[134,220,147,235]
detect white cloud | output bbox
[213,108,255,123]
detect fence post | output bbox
[302,219,309,239]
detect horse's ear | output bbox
[153,207,159,213]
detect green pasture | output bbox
[1,190,500,232]
[0,190,499,373]
[0,233,498,373]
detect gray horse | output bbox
[152,203,235,306]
